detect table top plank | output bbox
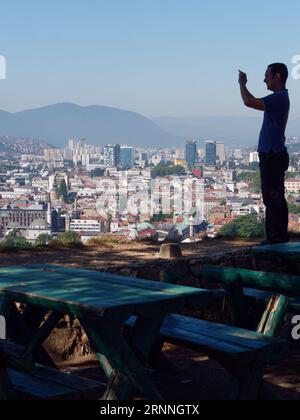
[0,265,200,295]
[0,265,212,320]
[0,272,207,304]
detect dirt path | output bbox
[0,238,258,269]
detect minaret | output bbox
[47,195,52,227]
[189,215,194,238]
[65,213,71,232]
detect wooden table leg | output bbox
[0,364,16,400]
[80,316,163,400]
[22,311,64,365]
[0,299,56,368]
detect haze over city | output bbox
[1,0,300,119]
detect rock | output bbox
[159,243,183,259]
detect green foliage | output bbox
[35,234,52,247]
[288,203,300,215]
[237,171,254,182]
[151,213,169,222]
[151,164,185,178]
[249,162,259,171]
[237,171,261,193]
[50,231,82,247]
[87,236,130,246]
[219,214,265,239]
[219,198,227,206]
[58,179,68,201]
[0,230,31,252]
[285,172,300,179]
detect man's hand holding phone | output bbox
[239,70,248,86]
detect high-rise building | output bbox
[250,152,259,163]
[82,154,90,167]
[216,142,226,165]
[63,148,73,160]
[205,141,217,167]
[185,140,198,168]
[198,148,205,160]
[120,146,135,169]
[79,138,86,149]
[104,144,121,167]
[140,152,148,162]
[68,139,76,150]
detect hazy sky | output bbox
[1,0,300,118]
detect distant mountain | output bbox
[0,103,183,148]
[1,104,299,149]
[153,116,300,146]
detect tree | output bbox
[51,231,82,246]
[58,179,68,202]
[0,231,31,252]
[252,172,261,193]
[220,215,265,239]
[35,234,52,247]
[249,162,260,171]
[237,171,261,193]
[285,171,300,180]
[288,203,300,215]
[151,164,185,178]
[219,198,227,206]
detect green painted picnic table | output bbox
[0,264,212,400]
[250,242,300,260]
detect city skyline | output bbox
[1,1,300,119]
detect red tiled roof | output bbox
[286,179,300,183]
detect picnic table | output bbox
[250,242,300,261]
[0,264,212,400]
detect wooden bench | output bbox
[126,265,299,400]
[203,265,300,328]
[249,242,300,262]
[216,288,300,315]
[244,242,300,314]
[0,340,104,400]
[125,312,288,400]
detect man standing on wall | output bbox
[239,63,290,245]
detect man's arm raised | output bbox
[239,71,265,111]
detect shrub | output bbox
[219,214,265,239]
[50,231,82,248]
[0,231,32,252]
[35,234,52,247]
[87,236,130,246]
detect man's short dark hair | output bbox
[268,63,289,84]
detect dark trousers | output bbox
[259,150,289,241]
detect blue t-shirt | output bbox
[258,89,290,153]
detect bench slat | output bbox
[0,341,103,400]
[125,314,288,364]
[33,366,104,400]
[163,315,281,349]
[8,369,80,400]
